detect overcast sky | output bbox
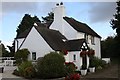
[0,2,117,49]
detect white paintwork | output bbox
[15,38,24,52]
[76,32,85,39]
[87,36,101,58]
[18,27,54,60]
[66,51,81,70]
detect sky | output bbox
[0,0,117,49]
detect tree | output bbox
[1,44,9,57]
[16,14,41,37]
[7,41,15,57]
[111,1,120,39]
[101,36,116,58]
[110,1,120,58]
[42,12,54,23]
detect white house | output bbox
[15,3,101,70]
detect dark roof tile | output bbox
[63,17,101,38]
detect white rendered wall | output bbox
[19,27,54,60]
[15,38,24,52]
[66,51,82,70]
[50,5,65,34]
[87,36,101,58]
[76,32,85,39]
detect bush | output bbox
[65,62,77,74]
[65,73,80,80]
[14,48,30,65]
[24,66,36,78]
[36,52,66,79]
[13,69,20,76]
[18,61,35,77]
[92,56,107,68]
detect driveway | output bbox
[0,66,28,80]
[82,60,120,80]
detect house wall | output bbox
[65,51,82,70]
[15,38,24,52]
[87,36,101,58]
[19,27,54,60]
[76,32,85,39]
[50,18,78,40]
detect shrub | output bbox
[36,52,66,79]
[24,66,36,78]
[92,56,107,68]
[81,64,87,70]
[14,48,30,65]
[65,62,77,74]
[89,56,96,67]
[65,73,80,80]
[13,69,20,76]
[18,61,33,76]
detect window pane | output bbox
[32,52,36,60]
[73,54,76,61]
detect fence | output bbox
[0,57,15,66]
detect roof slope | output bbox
[65,39,87,51]
[34,26,67,51]
[63,17,101,38]
[16,23,88,51]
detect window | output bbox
[91,36,95,45]
[32,52,36,60]
[73,54,76,61]
[85,34,89,43]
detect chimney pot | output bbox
[56,3,59,6]
[60,2,63,5]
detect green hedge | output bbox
[36,52,66,79]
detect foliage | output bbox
[110,1,120,39]
[61,50,68,55]
[101,36,119,58]
[14,49,30,64]
[36,52,66,79]
[65,73,80,80]
[91,56,107,68]
[17,61,35,77]
[80,50,95,57]
[16,14,41,37]
[24,66,36,78]
[13,69,20,76]
[110,1,120,59]
[65,62,77,74]
[80,51,87,57]
[89,56,96,67]
[81,64,87,70]
[42,12,54,23]
[7,41,15,57]
[1,44,10,57]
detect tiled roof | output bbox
[16,24,86,51]
[34,26,67,51]
[16,27,32,39]
[65,39,87,51]
[63,17,101,38]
